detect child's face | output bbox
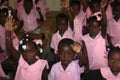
[57,19,68,34]
[89,21,101,37]
[24,1,33,14]
[108,52,120,75]
[22,44,39,64]
[71,4,80,17]
[58,45,74,66]
[112,5,120,18]
[91,3,100,13]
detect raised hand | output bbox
[5,16,15,31]
[100,0,108,8]
[71,43,82,53]
[61,0,69,9]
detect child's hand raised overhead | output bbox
[5,16,16,31]
[100,0,108,8]
[60,0,70,10]
[71,43,82,53]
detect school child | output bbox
[0,8,19,60]
[4,16,48,80]
[49,38,87,80]
[50,13,73,54]
[17,0,44,33]
[82,46,120,80]
[82,15,108,70]
[107,0,120,47]
[34,0,46,21]
[61,0,86,43]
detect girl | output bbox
[17,0,44,33]
[5,16,48,80]
[49,38,87,80]
[50,13,73,54]
[107,0,120,47]
[82,46,120,80]
[82,15,107,70]
[0,8,19,61]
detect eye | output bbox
[117,60,120,63]
[110,59,115,63]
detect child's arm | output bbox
[71,41,89,70]
[107,34,113,47]
[100,0,108,38]
[5,16,20,63]
[61,1,74,30]
[42,66,48,80]
[36,7,44,22]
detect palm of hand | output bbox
[71,43,81,53]
[5,16,15,31]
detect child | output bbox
[17,0,43,33]
[82,46,120,80]
[49,38,87,80]
[5,16,48,80]
[50,13,73,54]
[34,0,46,21]
[68,0,86,43]
[82,15,108,70]
[107,0,120,47]
[0,8,19,60]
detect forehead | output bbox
[59,45,73,51]
[57,18,67,24]
[110,52,120,58]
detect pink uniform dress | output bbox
[0,25,19,61]
[19,8,40,32]
[107,18,120,46]
[15,55,48,80]
[0,63,6,77]
[100,67,120,80]
[14,0,24,19]
[34,0,46,20]
[50,27,73,54]
[82,32,108,70]
[48,60,84,80]
[73,10,85,43]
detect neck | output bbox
[113,16,120,22]
[61,62,68,70]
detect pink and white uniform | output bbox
[19,8,40,32]
[50,27,73,54]
[82,32,108,70]
[48,60,84,80]
[15,55,48,80]
[107,18,120,46]
[73,10,85,43]
[101,67,120,80]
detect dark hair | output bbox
[87,16,102,26]
[19,34,37,53]
[70,0,81,7]
[56,13,68,25]
[111,0,120,10]
[58,38,74,49]
[108,47,120,59]
[90,0,101,7]
[24,0,33,3]
[0,8,8,16]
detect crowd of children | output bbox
[0,0,120,80]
